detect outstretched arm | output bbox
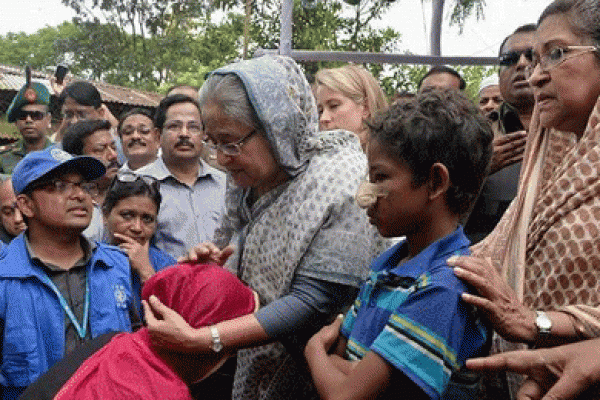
[143,295,269,353]
[467,338,600,400]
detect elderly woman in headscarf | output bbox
[446,0,600,398]
[144,55,387,399]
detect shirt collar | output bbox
[386,226,470,279]
[139,156,219,182]
[24,232,96,272]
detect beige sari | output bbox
[472,95,600,399]
[474,96,600,338]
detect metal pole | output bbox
[280,0,293,56]
[255,48,498,66]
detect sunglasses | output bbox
[110,171,159,192]
[16,110,47,121]
[499,48,534,67]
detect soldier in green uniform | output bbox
[1,82,54,174]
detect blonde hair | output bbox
[315,65,388,119]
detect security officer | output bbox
[0,82,54,173]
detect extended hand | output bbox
[449,255,536,343]
[178,242,234,266]
[489,131,527,174]
[143,295,205,352]
[467,338,600,400]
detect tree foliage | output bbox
[0,0,494,98]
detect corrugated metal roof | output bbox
[0,64,163,107]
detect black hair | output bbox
[154,94,201,130]
[117,108,155,135]
[62,119,112,156]
[57,81,102,110]
[367,88,493,215]
[498,24,537,57]
[102,176,162,216]
[418,66,466,90]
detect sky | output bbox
[0,0,550,57]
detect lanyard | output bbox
[42,274,90,339]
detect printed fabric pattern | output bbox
[211,55,388,400]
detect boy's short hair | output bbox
[367,88,493,215]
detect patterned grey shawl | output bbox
[211,56,388,400]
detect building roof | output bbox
[0,64,163,108]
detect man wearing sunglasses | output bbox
[465,24,536,244]
[0,82,54,174]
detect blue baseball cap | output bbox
[12,147,106,195]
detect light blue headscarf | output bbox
[207,55,387,400]
[210,55,337,177]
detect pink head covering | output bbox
[55,263,256,400]
[142,262,256,328]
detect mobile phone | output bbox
[55,64,68,85]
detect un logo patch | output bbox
[113,284,128,309]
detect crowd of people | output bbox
[0,0,599,399]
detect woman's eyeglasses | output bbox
[202,129,257,157]
[528,45,600,72]
[499,48,534,67]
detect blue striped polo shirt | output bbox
[340,226,489,399]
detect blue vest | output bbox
[0,234,134,399]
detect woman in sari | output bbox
[448,0,600,397]
[144,55,387,399]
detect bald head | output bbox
[0,179,25,238]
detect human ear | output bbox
[426,162,450,202]
[16,194,35,219]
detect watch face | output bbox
[536,312,552,331]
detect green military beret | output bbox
[6,82,50,123]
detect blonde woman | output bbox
[315,65,388,150]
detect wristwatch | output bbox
[210,326,223,353]
[534,310,552,338]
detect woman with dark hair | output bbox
[102,171,176,313]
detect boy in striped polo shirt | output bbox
[305,89,493,400]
